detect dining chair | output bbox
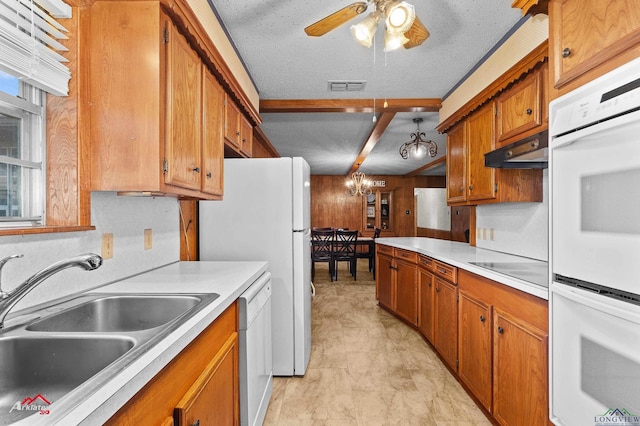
[311,229,335,282]
[333,229,358,281]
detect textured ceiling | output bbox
[208,0,524,176]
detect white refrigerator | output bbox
[199,157,312,376]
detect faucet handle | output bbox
[0,254,23,296]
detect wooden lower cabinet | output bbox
[395,257,418,326]
[375,246,550,426]
[106,302,239,425]
[175,333,239,426]
[417,267,435,343]
[493,310,548,426]
[459,269,549,426]
[458,292,492,411]
[376,250,394,311]
[434,278,458,371]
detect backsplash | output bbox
[1,192,180,312]
[475,170,548,261]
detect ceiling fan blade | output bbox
[403,16,429,49]
[304,2,368,37]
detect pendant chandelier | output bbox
[399,117,438,160]
[346,171,373,196]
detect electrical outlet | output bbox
[144,228,152,250]
[102,233,113,259]
[476,228,482,240]
[490,228,495,241]
[482,228,487,240]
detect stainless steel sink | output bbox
[27,294,206,332]
[0,335,134,424]
[0,292,220,425]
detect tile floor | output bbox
[263,260,492,425]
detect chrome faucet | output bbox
[0,253,103,328]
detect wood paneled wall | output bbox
[310,175,467,238]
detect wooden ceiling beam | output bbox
[349,111,396,175]
[259,98,441,114]
[404,156,446,178]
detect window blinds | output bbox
[0,0,71,96]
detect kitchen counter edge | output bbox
[376,237,548,300]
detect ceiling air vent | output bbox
[328,80,366,92]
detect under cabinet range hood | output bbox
[484,130,548,169]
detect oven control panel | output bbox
[550,56,640,137]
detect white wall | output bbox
[475,170,548,261]
[1,192,180,312]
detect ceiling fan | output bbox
[304,0,429,51]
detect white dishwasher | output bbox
[239,272,273,426]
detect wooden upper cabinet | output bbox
[446,121,467,203]
[466,102,496,202]
[88,2,224,200]
[240,116,253,157]
[224,95,242,149]
[164,21,202,192]
[495,62,548,148]
[550,0,640,93]
[202,68,225,197]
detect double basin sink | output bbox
[0,292,219,425]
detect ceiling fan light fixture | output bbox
[384,30,408,51]
[350,11,382,47]
[399,117,438,160]
[385,1,415,35]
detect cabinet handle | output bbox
[480,315,485,323]
[437,268,447,275]
[206,172,212,178]
[236,131,241,136]
[526,108,532,115]
[459,187,464,193]
[497,326,504,334]
[436,287,440,293]
[468,184,474,191]
[562,47,572,58]
[191,420,200,426]
[428,282,432,287]
[192,167,200,173]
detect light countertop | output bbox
[376,237,549,300]
[16,260,268,426]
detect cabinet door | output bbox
[376,253,394,310]
[495,67,542,146]
[466,102,495,202]
[395,259,418,326]
[552,0,640,88]
[174,333,239,426]
[434,278,458,371]
[418,268,435,343]
[240,115,253,157]
[165,22,202,191]
[201,68,224,196]
[446,121,467,203]
[458,292,492,411]
[224,95,241,148]
[493,310,548,426]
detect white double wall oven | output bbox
[549,57,640,426]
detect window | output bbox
[0,71,44,225]
[0,0,72,228]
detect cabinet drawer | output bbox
[377,244,394,256]
[434,260,457,284]
[395,248,418,263]
[418,255,435,271]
